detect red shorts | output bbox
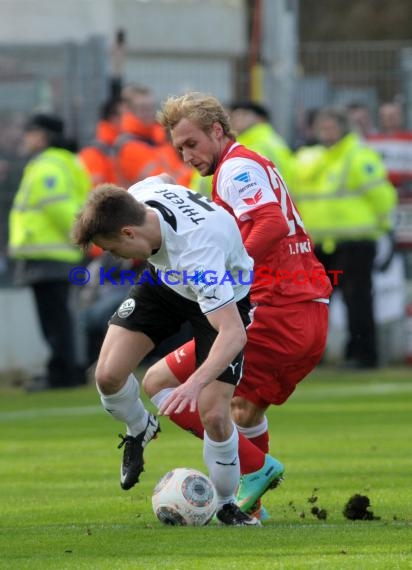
[165,301,329,408]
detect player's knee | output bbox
[142,366,162,398]
[231,396,264,427]
[94,362,122,395]
[142,360,179,398]
[200,407,227,439]
[231,396,252,425]
[231,407,254,427]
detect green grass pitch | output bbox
[0,366,411,569]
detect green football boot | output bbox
[236,454,284,513]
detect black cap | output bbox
[229,101,271,121]
[25,113,64,135]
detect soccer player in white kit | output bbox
[72,174,260,526]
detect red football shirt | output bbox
[212,142,332,305]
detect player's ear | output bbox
[121,226,135,239]
[212,121,224,139]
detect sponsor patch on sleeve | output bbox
[232,170,259,195]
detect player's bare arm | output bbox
[158,302,247,415]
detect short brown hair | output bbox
[72,184,147,251]
[157,92,236,139]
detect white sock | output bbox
[98,373,148,436]
[150,388,175,411]
[236,416,268,439]
[203,426,239,508]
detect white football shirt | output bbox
[128,176,253,313]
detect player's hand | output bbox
[158,379,203,415]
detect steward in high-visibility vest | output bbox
[230,101,293,184]
[290,130,397,254]
[9,146,90,263]
[288,142,326,220]
[8,113,90,390]
[289,106,398,370]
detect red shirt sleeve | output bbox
[241,203,289,267]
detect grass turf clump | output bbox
[343,494,380,520]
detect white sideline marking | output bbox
[0,383,411,422]
[0,405,101,422]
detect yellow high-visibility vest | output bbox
[236,122,293,184]
[289,134,397,251]
[9,147,90,262]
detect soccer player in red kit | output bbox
[143,92,332,519]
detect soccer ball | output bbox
[152,467,218,526]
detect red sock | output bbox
[238,433,266,474]
[170,408,204,439]
[249,431,270,454]
[169,409,266,475]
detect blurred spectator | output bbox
[8,113,91,390]
[78,86,193,367]
[229,101,293,183]
[115,84,192,186]
[289,106,397,369]
[115,84,163,186]
[293,107,321,150]
[78,98,122,187]
[367,101,412,251]
[347,102,377,139]
[377,101,404,134]
[367,101,412,193]
[289,108,325,209]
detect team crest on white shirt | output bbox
[117,298,136,318]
